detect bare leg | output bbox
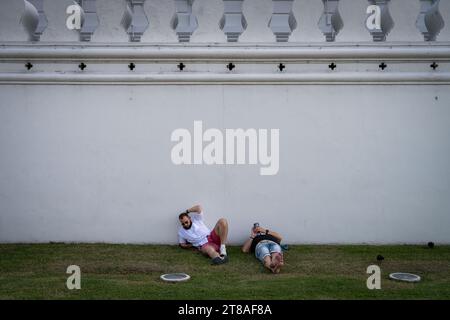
[201,244,220,259]
[213,218,228,244]
[263,256,272,271]
[270,252,284,273]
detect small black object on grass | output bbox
[427,242,435,249]
[376,254,384,262]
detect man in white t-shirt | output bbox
[178,204,229,265]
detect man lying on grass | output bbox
[241,224,284,273]
[178,204,229,265]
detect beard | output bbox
[183,222,192,230]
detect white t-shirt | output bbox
[178,211,211,248]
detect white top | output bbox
[178,211,211,247]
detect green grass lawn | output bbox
[0,243,449,299]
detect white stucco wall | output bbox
[1,0,450,244]
[1,83,449,244]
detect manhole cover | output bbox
[389,272,421,283]
[160,273,191,282]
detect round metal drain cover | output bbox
[160,273,191,282]
[389,272,421,283]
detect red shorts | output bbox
[201,229,221,253]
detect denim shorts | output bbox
[255,240,282,262]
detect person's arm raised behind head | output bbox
[187,204,202,214]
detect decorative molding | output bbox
[1,44,450,62]
[1,72,450,85]
[121,0,149,42]
[2,43,450,84]
[1,43,450,85]
[20,0,48,41]
[366,0,394,42]
[219,0,247,42]
[268,0,297,42]
[171,0,198,42]
[75,0,99,41]
[318,0,343,42]
[416,0,445,42]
